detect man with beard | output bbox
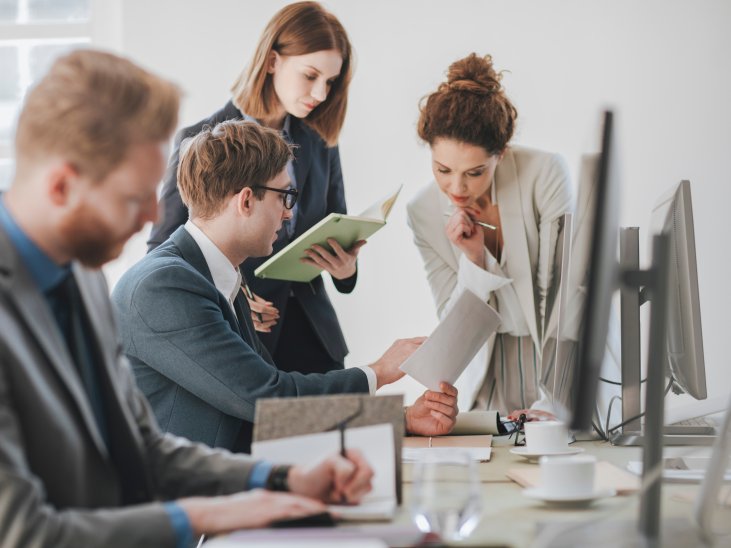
[0,49,377,548]
[111,119,459,453]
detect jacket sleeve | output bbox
[326,145,358,294]
[0,348,179,548]
[118,264,369,423]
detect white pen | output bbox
[443,212,497,231]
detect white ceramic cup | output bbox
[523,420,569,453]
[539,455,597,498]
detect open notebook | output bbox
[255,185,402,282]
[252,423,397,521]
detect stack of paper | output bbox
[402,435,492,462]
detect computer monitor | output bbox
[648,180,706,399]
[613,179,711,445]
[570,110,620,432]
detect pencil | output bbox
[443,213,497,231]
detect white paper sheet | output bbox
[251,423,396,520]
[402,446,492,463]
[399,289,501,391]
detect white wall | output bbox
[109,0,731,408]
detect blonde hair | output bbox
[177,120,293,220]
[418,53,517,155]
[15,49,180,182]
[230,1,352,146]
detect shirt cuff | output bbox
[248,460,273,489]
[457,253,512,302]
[164,502,194,548]
[358,366,377,395]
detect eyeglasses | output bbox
[253,185,299,210]
[507,413,527,447]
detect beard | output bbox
[57,203,134,268]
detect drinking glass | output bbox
[410,450,482,541]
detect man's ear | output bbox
[267,51,280,74]
[238,186,256,216]
[47,161,81,207]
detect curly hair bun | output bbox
[417,52,516,154]
[446,53,502,95]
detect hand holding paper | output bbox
[405,381,459,436]
[399,290,501,391]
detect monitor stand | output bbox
[614,227,716,447]
[549,234,677,547]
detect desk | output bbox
[212,440,715,547]
[398,439,710,546]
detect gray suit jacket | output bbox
[111,227,369,453]
[0,226,258,548]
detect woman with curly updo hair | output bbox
[407,53,572,420]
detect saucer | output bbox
[522,487,616,507]
[509,446,585,462]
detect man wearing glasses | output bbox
[112,120,459,454]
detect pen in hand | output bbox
[241,283,263,323]
[338,421,348,504]
[443,212,497,231]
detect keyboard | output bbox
[664,416,717,436]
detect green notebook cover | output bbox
[255,186,401,283]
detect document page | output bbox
[358,185,402,221]
[400,289,501,391]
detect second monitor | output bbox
[613,179,712,445]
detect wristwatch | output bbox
[265,464,292,492]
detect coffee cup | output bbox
[539,455,597,498]
[523,420,569,454]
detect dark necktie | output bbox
[47,272,151,504]
[47,273,109,446]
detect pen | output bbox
[241,282,263,323]
[443,212,497,231]
[338,421,348,504]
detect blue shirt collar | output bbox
[0,196,70,293]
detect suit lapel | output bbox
[495,149,540,347]
[170,226,245,339]
[73,265,147,455]
[290,120,312,238]
[436,188,463,273]
[0,231,109,459]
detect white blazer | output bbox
[407,146,573,410]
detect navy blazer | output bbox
[113,227,369,453]
[148,101,355,363]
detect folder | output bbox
[254,186,402,282]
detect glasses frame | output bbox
[507,413,527,447]
[253,185,299,210]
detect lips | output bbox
[303,102,317,111]
[450,194,470,204]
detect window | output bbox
[0,0,92,190]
